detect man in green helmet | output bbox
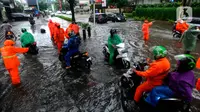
[107,29,122,65]
[20,28,35,47]
[133,46,171,103]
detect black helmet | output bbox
[110,29,117,37]
[175,54,196,72]
[21,28,27,33]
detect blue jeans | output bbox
[64,49,79,66]
[145,86,174,107]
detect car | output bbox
[11,13,30,21]
[56,11,62,14]
[66,11,72,15]
[89,13,107,24]
[62,11,66,14]
[50,12,55,17]
[112,13,126,22]
[107,13,115,21]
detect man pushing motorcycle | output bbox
[132,46,171,103]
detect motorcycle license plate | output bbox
[87,57,91,61]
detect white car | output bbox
[56,11,62,14]
[66,11,72,15]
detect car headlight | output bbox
[117,17,120,20]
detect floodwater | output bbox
[0,17,199,112]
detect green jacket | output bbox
[182,26,200,51]
[20,32,35,47]
[107,34,122,64]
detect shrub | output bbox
[55,15,72,21]
[132,11,136,17]
[124,13,132,18]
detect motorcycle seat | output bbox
[71,51,80,58]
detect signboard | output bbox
[102,0,106,7]
[176,6,192,22]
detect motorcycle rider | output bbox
[132,46,170,103]
[65,21,80,39]
[0,40,29,86]
[63,31,81,69]
[145,54,196,107]
[20,28,35,47]
[5,30,17,41]
[107,29,122,65]
[175,19,189,34]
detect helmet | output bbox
[21,28,27,33]
[150,46,167,60]
[175,54,196,71]
[110,29,117,36]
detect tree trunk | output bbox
[182,0,187,6]
[119,8,121,13]
[69,0,76,22]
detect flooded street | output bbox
[0,16,199,112]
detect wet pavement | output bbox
[0,16,200,112]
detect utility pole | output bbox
[93,0,95,26]
[36,0,40,11]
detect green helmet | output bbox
[150,46,167,60]
[174,54,196,71]
[21,28,27,33]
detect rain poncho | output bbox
[182,26,200,52]
[20,32,35,47]
[107,34,122,65]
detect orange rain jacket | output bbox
[196,78,200,91]
[48,20,55,38]
[53,23,60,43]
[0,40,29,69]
[56,28,65,53]
[134,57,170,102]
[176,21,189,34]
[142,21,153,41]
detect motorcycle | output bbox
[59,47,92,70]
[173,30,182,38]
[5,31,17,41]
[25,42,39,55]
[103,43,130,69]
[119,59,190,112]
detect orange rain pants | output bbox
[134,57,170,102]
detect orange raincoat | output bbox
[56,28,65,53]
[71,24,80,35]
[48,20,54,38]
[134,57,170,102]
[0,40,29,85]
[176,21,189,34]
[142,21,153,41]
[53,23,60,43]
[65,24,73,39]
[196,78,200,91]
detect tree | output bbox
[14,1,24,12]
[65,0,77,22]
[182,0,192,6]
[39,1,48,11]
[108,0,128,13]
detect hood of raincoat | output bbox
[4,40,15,46]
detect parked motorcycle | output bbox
[25,42,39,55]
[59,47,92,70]
[119,59,190,112]
[173,30,182,38]
[103,43,130,69]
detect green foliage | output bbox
[136,8,177,21]
[55,15,72,21]
[14,1,24,12]
[39,1,48,11]
[108,0,128,8]
[136,2,182,8]
[132,11,136,17]
[124,13,132,18]
[168,19,175,24]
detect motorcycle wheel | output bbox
[123,60,130,69]
[121,89,138,112]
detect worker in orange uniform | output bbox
[71,22,80,36]
[56,23,65,53]
[53,22,60,44]
[48,19,54,39]
[0,40,29,86]
[65,23,73,39]
[176,19,189,34]
[132,46,170,103]
[142,20,153,45]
